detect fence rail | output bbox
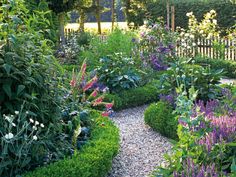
[176,37,236,60]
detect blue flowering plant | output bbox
[139,20,177,71]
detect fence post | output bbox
[171,6,175,32]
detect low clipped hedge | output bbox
[24,112,119,177]
[144,101,178,140]
[105,81,160,111]
[195,57,236,78]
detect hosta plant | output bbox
[96,53,143,93]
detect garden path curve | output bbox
[107,105,172,177]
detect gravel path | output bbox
[107,105,173,177]
[220,78,236,85]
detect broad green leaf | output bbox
[3,84,12,98]
[17,85,25,96]
[3,64,11,75]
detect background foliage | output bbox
[147,0,236,33]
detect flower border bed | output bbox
[24,112,119,177]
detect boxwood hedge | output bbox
[144,101,178,140]
[105,81,160,111]
[24,112,119,177]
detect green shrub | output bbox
[81,28,137,68]
[0,1,67,175]
[160,58,222,101]
[24,112,119,177]
[105,81,160,111]
[195,56,236,78]
[144,101,178,140]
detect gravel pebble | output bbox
[107,105,173,177]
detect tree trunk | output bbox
[125,0,131,28]
[166,0,170,29]
[79,9,86,32]
[96,0,102,34]
[111,0,115,31]
[58,13,66,45]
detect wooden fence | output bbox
[176,37,236,61]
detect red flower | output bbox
[102,112,109,117]
[90,88,98,98]
[83,76,98,92]
[105,103,113,109]
[80,62,87,80]
[92,96,104,106]
[70,70,77,87]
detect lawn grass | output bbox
[65,22,128,34]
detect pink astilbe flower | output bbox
[83,76,98,92]
[70,69,77,88]
[92,96,104,106]
[77,60,87,84]
[89,88,99,98]
[105,102,113,109]
[80,62,87,81]
[102,111,110,117]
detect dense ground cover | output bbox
[1,0,236,176]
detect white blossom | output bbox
[210,10,216,14]
[190,34,195,39]
[30,119,34,123]
[186,12,193,17]
[33,135,38,140]
[4,115,11,122]
[35,121,39,125]
[33,126,37,130]
[15,111,19,115]
[12,123,16,127]
[5,133,14,140]
[40,123,44,128]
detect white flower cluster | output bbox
[186,9,219,39]
[29,119,44,131]
[2,111,45,141]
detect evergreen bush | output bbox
[144,101,178,140]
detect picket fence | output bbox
[176,37,236,61]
